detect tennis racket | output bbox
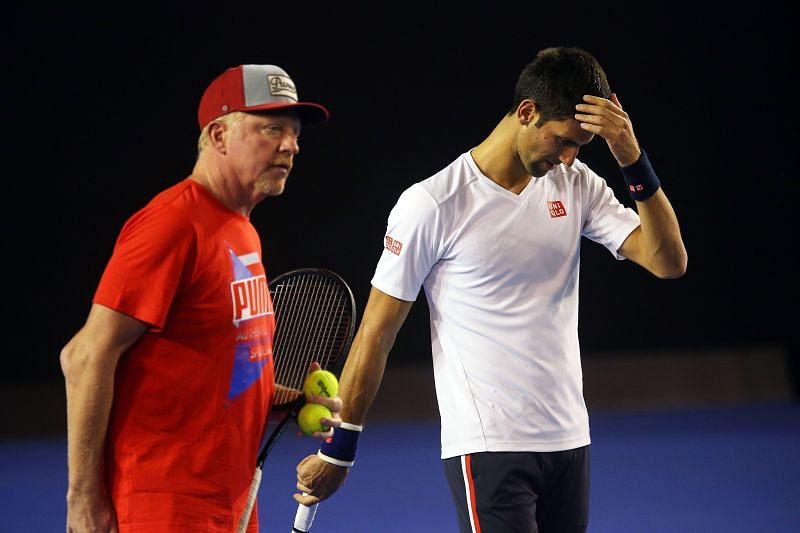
[236,268,356,533]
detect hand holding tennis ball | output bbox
[303,369,339,400]
[297,368,340,437]
[297,403,332,436]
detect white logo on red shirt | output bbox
[230,275,272,325]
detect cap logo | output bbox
[267,75,297,100]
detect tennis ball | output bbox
[297,403,332,437]
[303,369,339,400]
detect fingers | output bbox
[581,94,621,109]
[319,415,341,428]
[308,361,322,372]
[295,456,349,507]
[302,390,342,439]
[574,93,640,165]
[295,456,325,504]
[313,411,341,438]
[294,481,334,505]
[307,394,343,413]
[314,418,338,437]
[294,492,321,506]
[295,465,318,504]
[295,484,322,505]
[575,96,628,130]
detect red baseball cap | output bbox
[197,64,329,130]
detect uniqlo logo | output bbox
[629,184,645,192]
[385,235,403,255]
[547,200,567,218]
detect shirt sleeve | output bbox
[93,204,196,329]
[370,184,442,302]
[580,165,641,260]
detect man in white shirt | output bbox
[295,46,687,533]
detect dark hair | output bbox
[509,47,611,126]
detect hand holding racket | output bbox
[236,268,356,533]
[292,451,351,532]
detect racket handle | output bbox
[237,467,263,533]
[292,498,318,532]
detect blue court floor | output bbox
[2,402,798,532]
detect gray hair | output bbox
[196,111,247,155]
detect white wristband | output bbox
[338,421,364,432]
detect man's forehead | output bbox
[248,110,302,129]
[549,118,594,145]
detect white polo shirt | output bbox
[371,151,641,458]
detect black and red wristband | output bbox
[620,150,661,201]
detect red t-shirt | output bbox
[94,179,275,531]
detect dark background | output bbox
[7,3,796,389]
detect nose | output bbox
[279,132,300,155]
[559,146,579,167]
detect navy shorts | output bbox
[442,447,590,533]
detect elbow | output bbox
[653,248,688,279]
[60,341,78,384]
[60,336,95,385]
[656,264,687,280]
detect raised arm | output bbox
[576,93,688,278]
[61,304,148,533]
[294,287,413,506]
[617,189,687,279]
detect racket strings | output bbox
[271,272,353,406]
[277,278,347,400]
[278,274,332,393]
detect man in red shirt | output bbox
[61,64,337,532]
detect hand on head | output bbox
[574,93,641,167]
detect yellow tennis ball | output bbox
[303,369,339,400]
[297,403,332,437]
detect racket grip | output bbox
[237,467,263,533]
[292,498,318,533]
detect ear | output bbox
[207,121,229,155]
[516,99,538,126]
